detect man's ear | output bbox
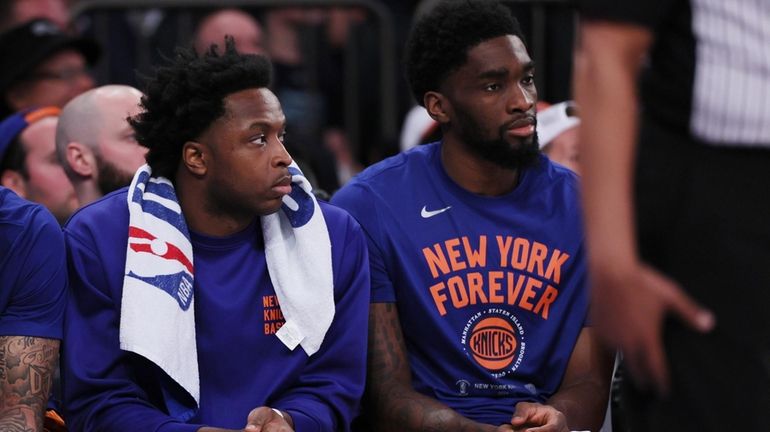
[66,142,96,177]
[424,91,451,124]
[1,170,28,198]
[182,141,207,176]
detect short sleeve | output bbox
[331,183,397,303]
[0,206,67,339]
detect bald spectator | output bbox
[56,85,146,206]
[0,19,100,118]
[194,8,265,55]
[0,107,77,224]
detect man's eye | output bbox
[522,75,535,85]
[484,83,501,92]
[251,135,267,145]
[279,132,287,143]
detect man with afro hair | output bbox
[61,38,370,432]
[332,1,612,431]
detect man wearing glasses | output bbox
[0,19,100,118]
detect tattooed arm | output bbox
[0,336,59,432]
[367,303,504,432]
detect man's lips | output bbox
[506,116,536,137]
[272,175,293,195]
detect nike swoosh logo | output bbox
[421,205,452,218]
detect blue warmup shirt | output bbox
[332,143,588,426]
[62,189,370,432]
[0,186,66,339]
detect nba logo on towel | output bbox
[281,166,315,228]
[127,270,193,311]
[127,226,195,311]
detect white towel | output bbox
[120,163,334,414]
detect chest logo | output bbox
[421,205,452,218]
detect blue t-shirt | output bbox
[332,143,588,426]
[63,189,370,432]
[0,187,66,339]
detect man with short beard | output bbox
[331,1,612,431]
[56,84,147,206]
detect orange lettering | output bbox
[488,271,504,303]
[507,272,525,304]
[511,238,530,270]
[430,281,448,316]
[423,244,450,278]
[544,249,570,284]
[462,236,487,268]
[447,275,469,309]
[446,238,467,272]
[496,236,512,267]
[534,285,559,319]
[526,242,548,277]
[468,273,488,305]
[519,277,542,311]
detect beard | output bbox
[96,155,135,195]
[455,109,540,170]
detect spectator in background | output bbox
[398,105,439,153]
[0,19,100,118]
[0,186,67,431]
[0,0,71,32]
[193,8,265,56]
[56,85,146,206]
[536,101,580,174]
[0,107,78,224]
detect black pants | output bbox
[622,118,770,431]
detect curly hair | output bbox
[129,37,272,180]
[405,0,525,106]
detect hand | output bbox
[590,262,715,395]
[244,406,293,432]
[508,402,567,432]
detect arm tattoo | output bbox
[0,336,59,431]
[367,304,495,432]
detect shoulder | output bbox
[64,188,129,246]
[0,187,62,250]
[319,200,364,242]
[529,156,581,198]
[332,143,438,208]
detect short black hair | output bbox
[405,0,525,106]
[129,37,272,180]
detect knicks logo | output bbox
[468,317,517,370]
[461,309,526,377]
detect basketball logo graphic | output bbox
[468,317,517,371]
[461,309,525,378]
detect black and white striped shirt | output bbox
[579,0,770,148]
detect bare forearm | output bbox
[574,22,652,269]
[547,379,610,431]
[371,383,497,432]
[0,336,59,431]
[368,304,497,432]
[546,329,614,431]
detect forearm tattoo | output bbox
[0,336,59,431]
[368,305,493,432]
